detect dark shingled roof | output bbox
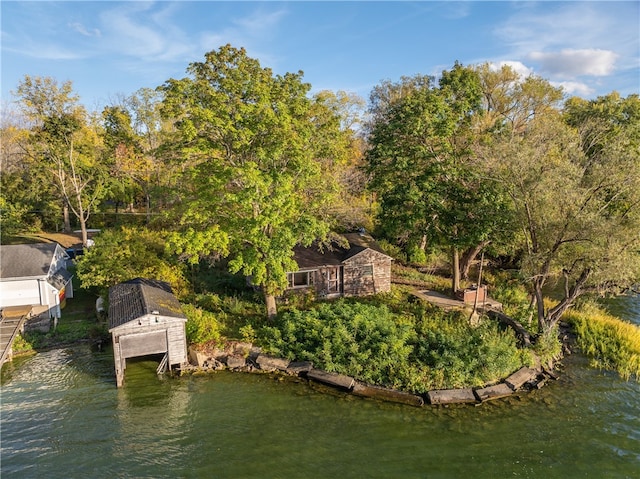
[0,243,59,279]
[108,278,186,330]
[293,233,391,269]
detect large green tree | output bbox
[75,226,190,298]
[14,76,106,246]
[160,45,345,318]
[365,64,511,292]
[480,92,640,333]
[0,107,47,235]
[101,88,175,223]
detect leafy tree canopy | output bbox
[159,45,348,317]
[75,227,190,298]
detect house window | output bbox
[288,271,315,288]
[362,265,373,277]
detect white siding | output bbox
[0,279,42,308]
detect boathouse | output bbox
[108,278,187,387]
[287,232,393,298]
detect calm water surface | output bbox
[2,297,639,478]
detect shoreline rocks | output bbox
[182,342,560,408]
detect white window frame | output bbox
[288,270,316,289]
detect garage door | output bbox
[120,330,167,359]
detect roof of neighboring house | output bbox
[48,269,73,291]
[293,232,392,269]
[108,278,186,330]
[0,243,62,280]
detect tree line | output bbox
[2,45,639,330]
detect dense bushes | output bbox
[182,304,223,345]
[258,298,527,393]
[260,301,415,387]
[409,311,528,390]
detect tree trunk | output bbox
[265,293,277,320]
[145,191,151,225]
[77,192,88,247]
[546,268,591,329]
[451,246,460,295]
[460,241,489,280]
[533,281,546,333]
[63,201,71,232]
[419,234,427,252]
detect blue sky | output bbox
[2,1,639,110]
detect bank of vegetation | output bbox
[3,45,639,385]
[564,303,640,380]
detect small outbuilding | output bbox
[287,232,393,298]
[108,278,187,387]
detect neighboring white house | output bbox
[0,243,73,331]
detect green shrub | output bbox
[239,324,257,343]
[260,300,415,387]
[484,271,537,332]
[532,325,563,364]
[410,309,523,389]
[182,304,223,345]
[407,246,427,265]
[258,296,526,393]
[11,333,36,354]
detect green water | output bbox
[2,299,639,478]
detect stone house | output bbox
[287,232,393,298]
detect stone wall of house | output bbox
[343,250,391,296]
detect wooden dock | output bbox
[0,306,32,365]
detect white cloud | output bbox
[490,61,533,78]
[528,49,618,78]
[233,9,287,37]
[494,4,616,54]
[200,8,287,62]
[100,5,172,59]
[3,43,84,61]
[97,3,287,68]
[69,22,101,38]
[550,81,594,97]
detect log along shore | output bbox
[183,341,558,407]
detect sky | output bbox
[1,1,639,111]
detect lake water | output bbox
[2,297,639,478]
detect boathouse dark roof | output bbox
[293,233,391,269]
[108,278,186,330]
[0,243,61,279]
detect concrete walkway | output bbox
[411,290,503,311]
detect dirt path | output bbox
[25,232,84,248]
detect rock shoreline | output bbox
[181,341,559,407]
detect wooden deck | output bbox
[0,306,32,365]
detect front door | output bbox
[326,267,343,294]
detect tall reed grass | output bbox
[563,302,640,381]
